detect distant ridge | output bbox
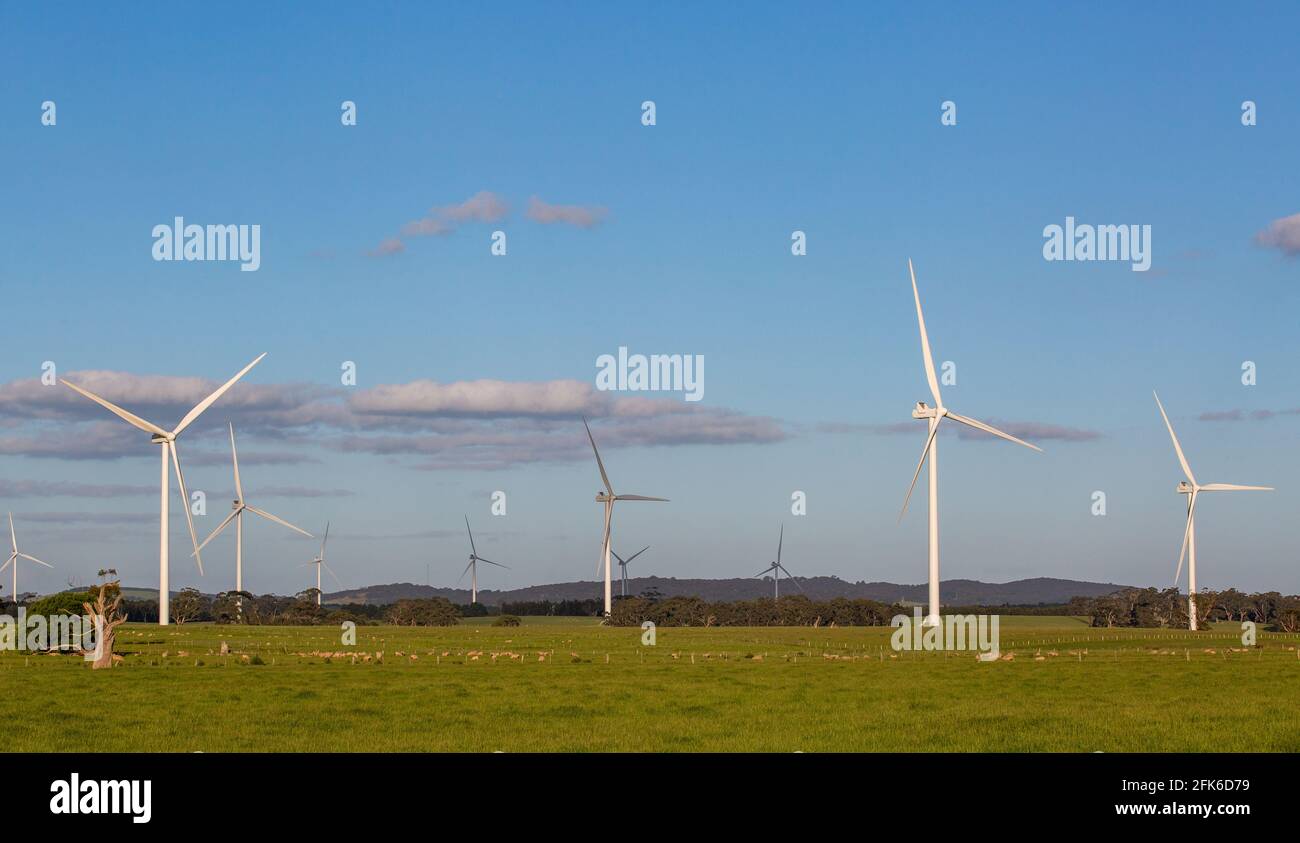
[324,576,1132,607]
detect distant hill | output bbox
[324,576,1132,607]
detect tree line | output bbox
[1067,588,1300,631]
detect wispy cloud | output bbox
[0,479,155,498]
[1254,212,1300,256]
[371,191,508,256]
[368,237,406,257]
[525,196,608,228]
[819,419,1101,442]
[1199,407,1300,422]
[0,371,786,471]
[435,191,509,223]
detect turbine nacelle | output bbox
[595,492,613,503]
[1177,481,1194,495]
[912,402,942,419]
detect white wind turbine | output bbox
[3,513,54,603]
[61,353,266,625]
[1153,392,1273,631]
[584,418,668,617]
[899,261,1042,627]
[303,521,341,607]
[611,545,649,598]
[193,423,312,611]
[461,515,508,605]
[753,524,801,600]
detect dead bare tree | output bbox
[81,569,126,670]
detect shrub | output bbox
[492,614,521,627]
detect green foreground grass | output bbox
[2,616,1298,752]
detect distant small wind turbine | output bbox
[611,546,649,598]
[193,424,312,611]
[900,261,1041,627]
[302,521,341,606]
[753,524,801,600]
[461,516,508,605]
[1153,392,1273,630]
[3,513,54,602]
[584,418,668,617]
[61,353,267,625]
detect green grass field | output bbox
[3,616,1298,752]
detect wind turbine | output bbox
[61,353,266,625]
[753,524,800,600]
[584,418,668,617]
[1153,392,1273,631]
[302,521,340,607]
[899,261,1042,627]
[461,516,508,605]
[611,545,649,598]
[193,423,312,611]
[2,513,54,603]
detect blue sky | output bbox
[1,3,1297,598]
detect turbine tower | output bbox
[303,521,341,606]
[461,516,508,605]
[3,513,54,603]
[584,418,668,617]
[61,353,266,625]
[753,524,800,600]
[900,261,1042,627]
[611,546,649,598]
[1153,392,1273,630]
[193,423,313,612]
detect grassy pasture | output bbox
[2,617,1297,752]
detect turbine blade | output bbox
[1174,491,1198,586]
[18,552,53,569]
[172,353,267,436]
[899,420,942,521]
[624,545,650,564]
[7,512,15,555]
[464,515,477,557]
[168,442,204,576]
[600,502,613,578]
[611,550,626,565]
[1198,483,1274,492]
[1153,391,1196,485]
[777,524,784,564]
[0,554,13,573]
[320,521,330,560]
[58,379,168,436]
[480,559,510,570]
[583,417,614,496]
[458,559,474,583]
[229,423,243,502]
[945,411,1043,452]
[246,505,312,538]
[193,508,239,556]
[778,565,804,592]
[321,560,343,589]
[615,494,669,502]
[909,259,942,406]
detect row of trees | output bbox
[1068,588,1300,631]
[608,595,902,627]
[16,583,1300,632]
